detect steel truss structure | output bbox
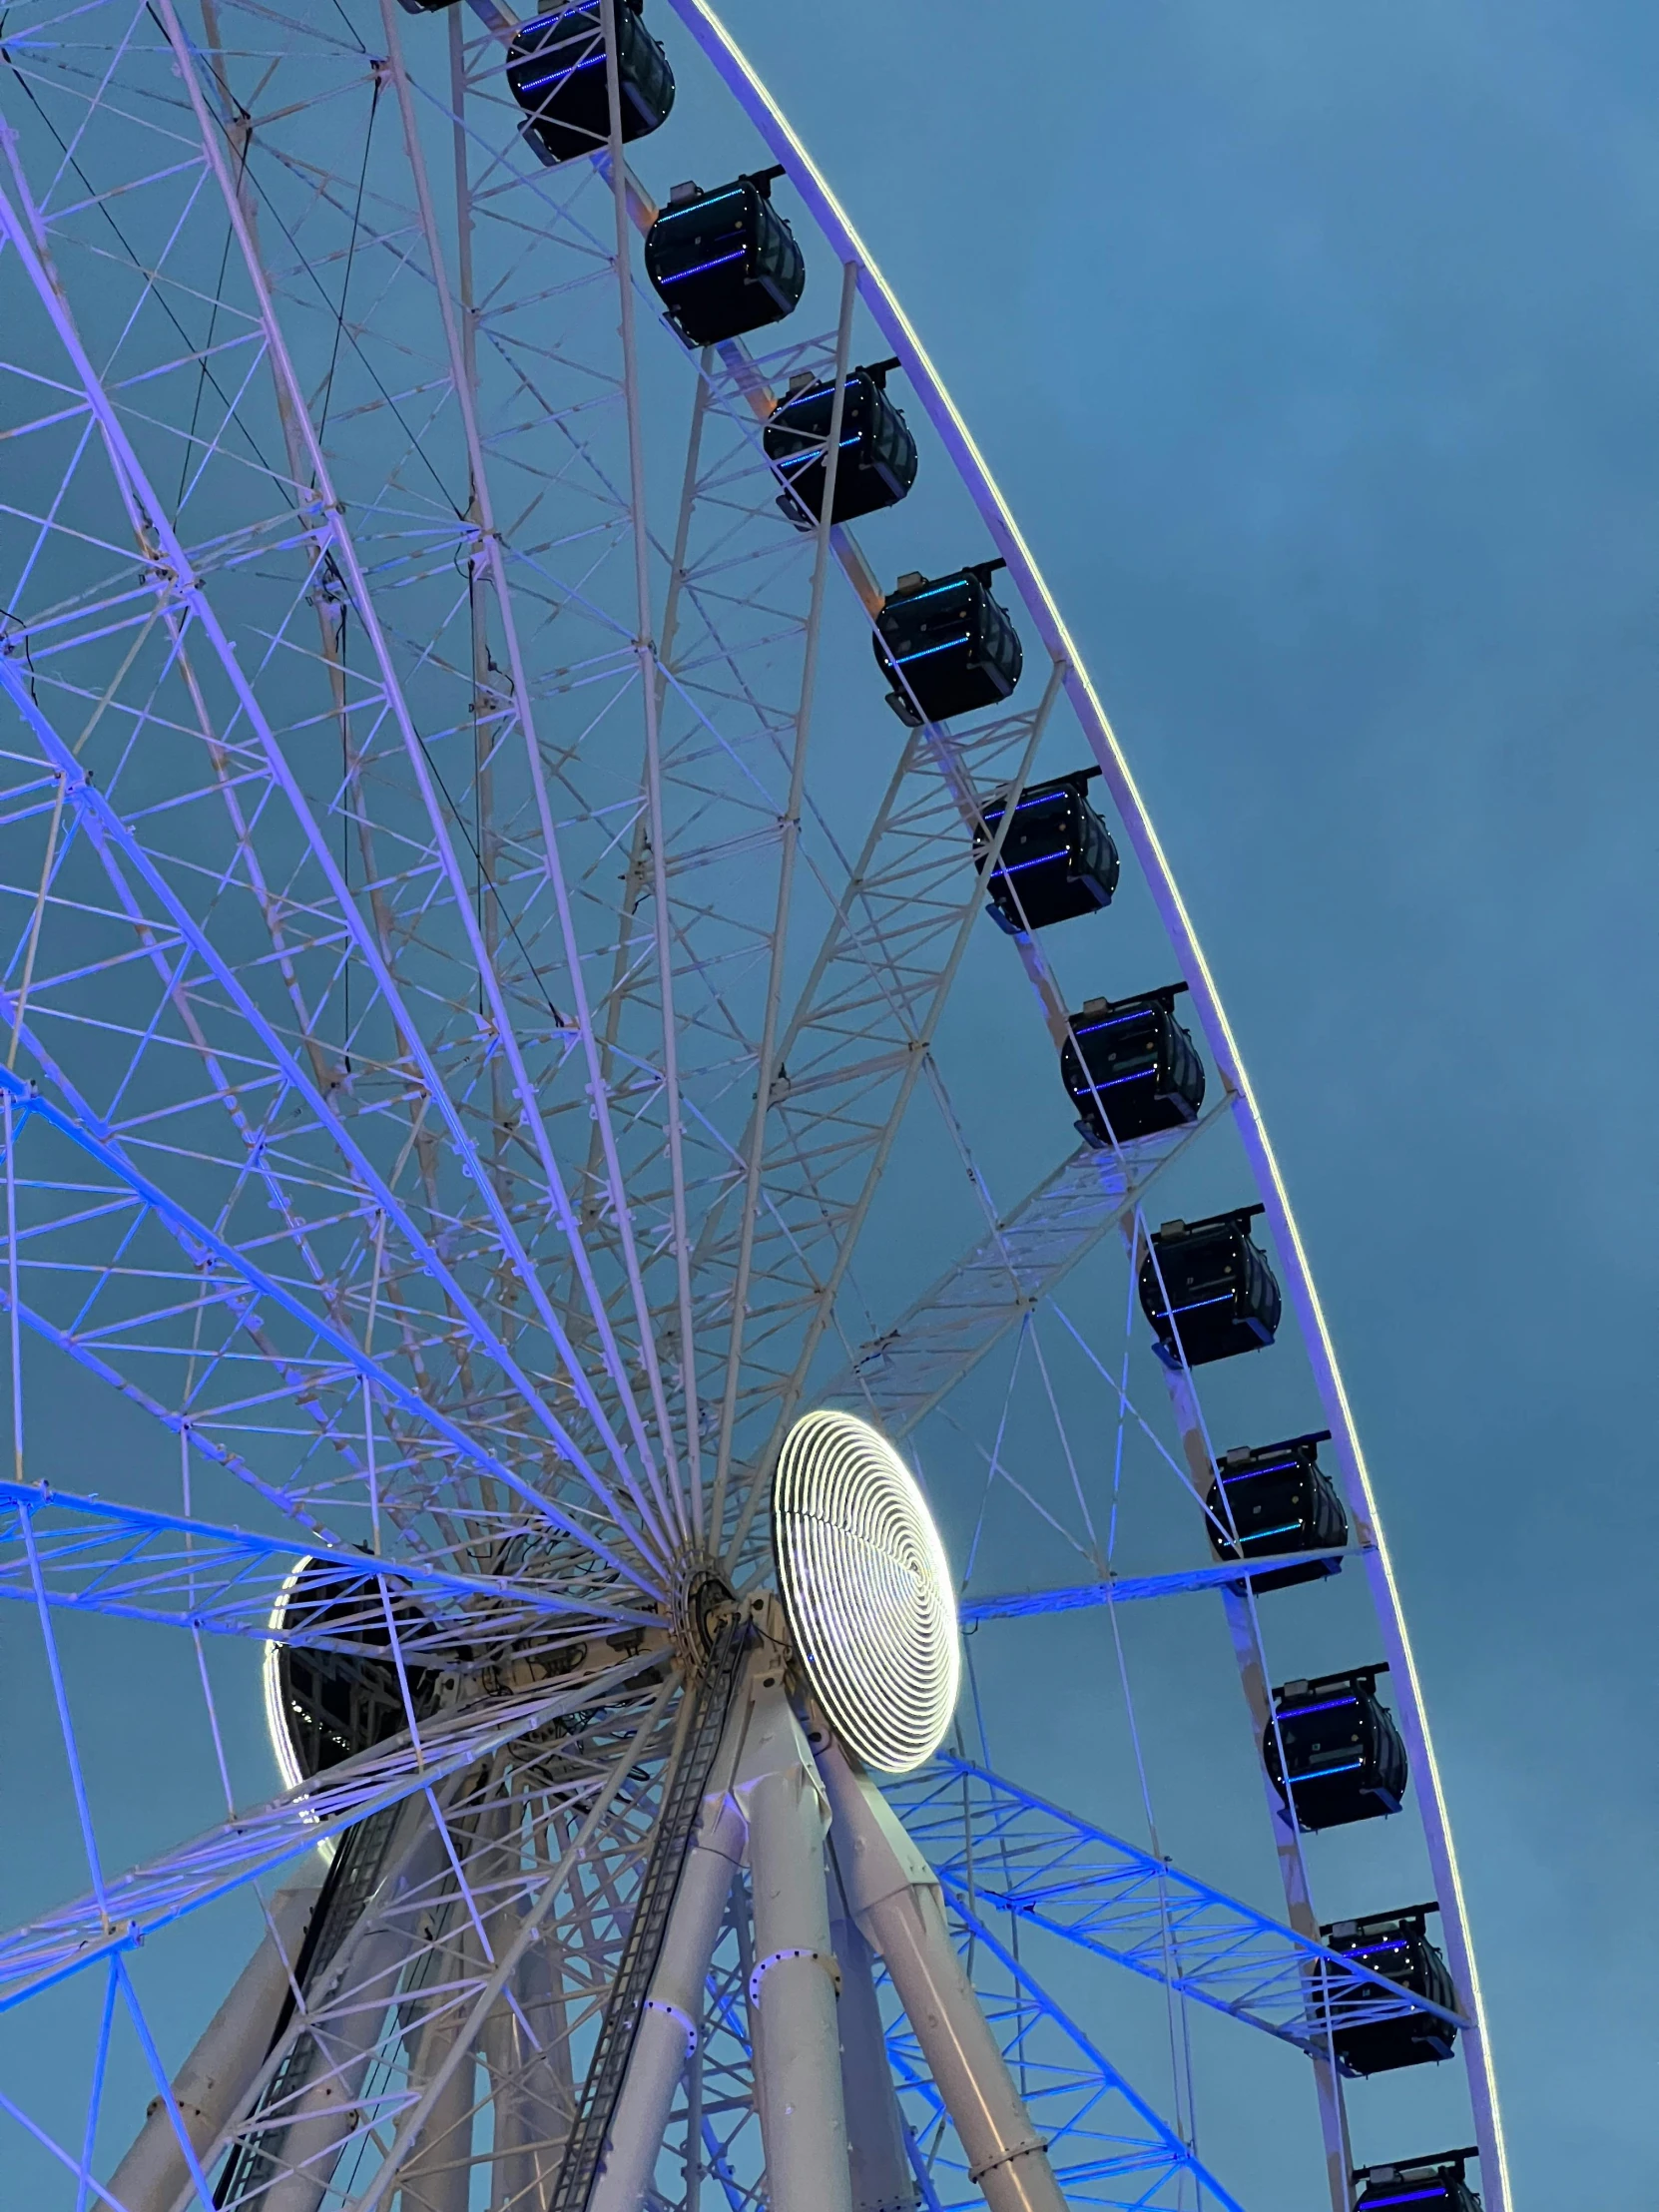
[0,2,1506,2209]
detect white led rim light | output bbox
[263,1555,308,1796]
[772,1408,960,1775]
[263,1556,334,1858]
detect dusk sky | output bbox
[707,0,1658,2197]
[0,3,1652,2205]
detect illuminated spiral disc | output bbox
[772,1409,960,1774]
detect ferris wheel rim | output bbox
[659,4,1509,2196]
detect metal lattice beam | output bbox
[888,1757,1466,2058]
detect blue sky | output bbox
[707,0,1658,2196]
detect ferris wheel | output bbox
[0,5,1508,2211]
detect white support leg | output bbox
[816,1741,1069,2212]
[398,1929,478,2212]
[106,1883,320,2212]
[481,1996,536,2212]
[479,1797,574,2210]
[588,1792,746,2212]
[484,1932,574,2210]
[828,1851,918,2212]
[734,1678,853,2212]
[515,1930,577,2190]
[261,1806,448,2212]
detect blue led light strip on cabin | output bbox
[990,849,1068,877]
[656,185,749,219]
[985,796,1067,830]
[1219,1455,1300,1481]
[779,434,862,476]
[1073,1066,1156,1094]
[1277,1694,1361,1719]
[890,634,972,666]
[518,55,604,91]
[890,578,972,605]
[522,4,601,31]
[656,247,748,285]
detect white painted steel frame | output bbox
[660,4,1509,2203]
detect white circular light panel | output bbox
[772,1408,960,1774]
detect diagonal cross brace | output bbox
[0,1481,656,1647]
[890,1757,1466,2056]
[0,1057,651,1588]
[819,1131,1196,1438]
[0,1664,657,2014]
[0,654,659,1591]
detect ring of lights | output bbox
[772,1409,960,1774]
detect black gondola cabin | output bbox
[507,0,675,168]
[644,169,806,346]
[1205,1429,1348,1590]
[1264,1665,1408,1831]
[1138,1206,1281,1367]
[1062,986,1204,1148]
[1320,1906,1460,2075]
[1355,2153,1481,2212]
[977,769,1119,932]
[765,359,918,527]
[874,562,1023,725]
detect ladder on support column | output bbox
[212,1801,403,2205]
[548,1619,746,2212]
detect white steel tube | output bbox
[589,1794,747,2212]
[520,1931,577,2183]
[484,1928,574,2205]
[828,1852,918,2212]
[106,1883,319,2212]
[733,1680,852,2212]
[481,1996,537,2212]
[398,1919,479,2212]
[816,1742,1067,2212]
[259,1808,447,2212]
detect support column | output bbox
[479,1791,576,2209]
[520,1928,577,2185]
[588,1791,746,2212]
[106,1882,320,2212]
[816,1740,1068,2212]
[484,1927,574,2209]
[261,1804,448,2212]
[734,1676,852,2212]
[828,1847,918,2212]
[398,1913,479,2212]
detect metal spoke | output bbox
[0,1481,654,1646]
[0,1666,657,2012]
